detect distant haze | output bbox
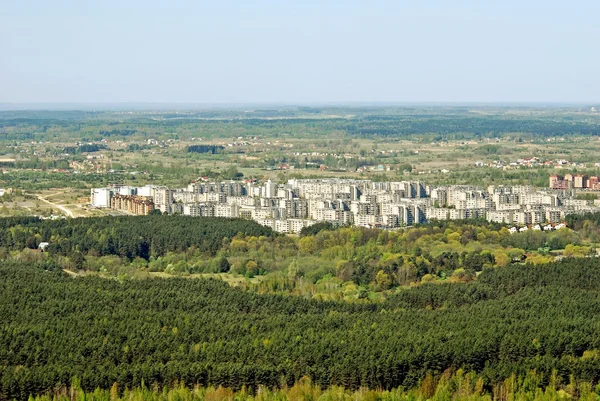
[1,0,599,104]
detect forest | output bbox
[3,259,600,400]
[2,108,599,142]
[18,374,600,401]
[0,215,597,297]
[0,216,275,260]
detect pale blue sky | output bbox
[1,0,599,104]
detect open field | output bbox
[0,189,128,218]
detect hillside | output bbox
[2,259,600,399]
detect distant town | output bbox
[90,176,600,233]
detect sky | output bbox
[1,0,599,105]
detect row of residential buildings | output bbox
[90,178,600,233]
[549,174,600,190]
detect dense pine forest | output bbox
[0,216,275,259]
[3,259,600,400]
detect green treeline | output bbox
[344,116,600,138]
[98,129,136,137]
[187,145,225,154]
[0,159,70,171]
[0,216,275,259]
[63,144,107,154]
[3,260,600,399]
[19,374,600,401]
[2,110,599,142]
[0,216,592,289]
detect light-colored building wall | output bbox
[91,188,111,208]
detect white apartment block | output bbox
[487,211,514,224]
[90,179,595,232]
[91,188,111,208]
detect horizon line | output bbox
[0,100,599,112]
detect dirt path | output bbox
[34,191,76,217]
